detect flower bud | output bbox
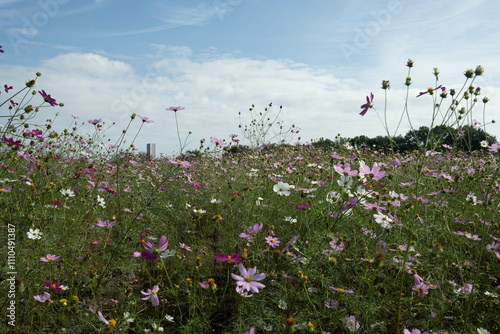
[464,68,474,78]
[482,97,489,103]
[26,79,36,88]
[433,67,439,79]
[475,65,484,76]
[405,76,412,86]
[463,92,470,100]
[285,318,296,333]
[450,89,456,96]
[36,72,42,77]
[406,59,414,68]
[381,80,390,90]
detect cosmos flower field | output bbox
[1,56,499,333]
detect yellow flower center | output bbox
[47,257,52,261]
[245,276,252,282]
[152,290,157,295]
[280,188,283,191]
[337,288,344,291]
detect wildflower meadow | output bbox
[1,51,499,333]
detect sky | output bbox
[1,0,500,156]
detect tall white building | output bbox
[147,143,156,159]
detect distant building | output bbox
[146,143,156,159]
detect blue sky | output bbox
[1,0,500,155]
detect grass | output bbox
[1,139,499,333]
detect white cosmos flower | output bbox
[337,175,353,189]
[273,181,291,196]
[97,195,106,208]
[27,228,43,240]
[373,212,393,229]
[60,189,75,197]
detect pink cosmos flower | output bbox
[141,285,160,306]
[136,114,154,123]
[4,84,13,92]
[359,163,386,180]
[34,292,52,303]
[265,236,280,248]
[96,218,118,228]
[179,242,193,252]
[330,286,354,293]
[344,315,360,332]
[334,162,358,177]
[40,254,60,262]
[88,119,103,124]
[214,253,243,263]
[239,223,263,239]
[141,235,168,260]
[210,137,226,147]
[403,329,427,334]
[166,106,185,112]
[243,327,256,334]
[488,141,500,153]
[0,45,4,53]
[231,263,266,293]
[169,159,191,167]
[360,92,374,116]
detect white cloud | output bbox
[6,27,39,37]
[2,49,499,156]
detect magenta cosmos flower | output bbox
[38,90,58,106]
[231,263,266,293]
[360,92,373,116]
[141,285,160,306]
[214,253,243,263]
[40,254,60,262]
[141,235,168,260]
[416,85,445,97]
[44,280,62,293]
